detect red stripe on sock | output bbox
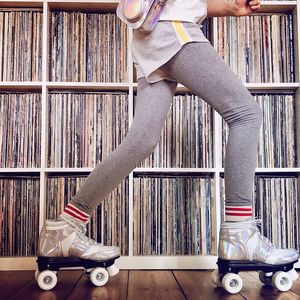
[225,207,252,211]
[66,204,89,218]
[225,212,253,216]
[64,208,88,222]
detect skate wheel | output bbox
[90,267,109,287]
[211,269,222,287]
[272,271,293,292]
[258,271,273,285]
[107,264,119,277]
[287,268,299,281]
[35,269,57,281]
[37,270,58,291]
[222,273,243,294]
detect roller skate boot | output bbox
[211,218,299,294]
[35,214,120,290]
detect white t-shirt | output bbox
[159,0,208,24]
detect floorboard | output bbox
[239,271,300,300]
[291,271,300,297]
[173,270,244,300]
[68,270,128,300]
[2,270,300,300]
[0,270,34,299]
[127,270,185,300]
[9,270,83,300]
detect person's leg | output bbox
[159,41,299,267]
[65,77,178,218]
[160,42,262,222]
[38,77,178,261]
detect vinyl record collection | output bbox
[216,13,294,82]
[0,9,43,81]
[49,11,128,82]
[0,176,40,256]
[47,92,128,167]
[0,5,299,262]
[0,93,42,168]
[133,174,213,255]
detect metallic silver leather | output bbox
[218,218,299,265]
[37,216,120,261]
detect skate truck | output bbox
[35,255,120,290]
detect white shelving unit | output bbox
[0,0,300,270]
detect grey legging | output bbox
[70,42,263,215]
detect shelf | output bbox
[44,168,94,173]
[0,82,298,93]
[0,255,218,270]
[0,168,41,174]
[0,0,299,271]
[0,82,42,91]
[257,1,297,13]
[47,82,130,91]
[47,0,118,12]
[0,1,296,13]
[1,167,299,174]
[0,1,43,9]
[133,82,300,93]
[220,168,300,174]
[245,82,300,91]
[0,0,119,11]
[2,255,300,271]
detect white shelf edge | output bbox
[0,81,298,90]
[132,82,300,92]
[0,255,218,270]
[1,167,300,173]
[133,168,216,173]
[1,256,300,270]
[46,0,119,3]
[220,168,300,173]
[47,82,130,90]
[0,168,41,172]
[0,0,296,6]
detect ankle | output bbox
[60,203,91,226]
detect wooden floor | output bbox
[2,270,300,299]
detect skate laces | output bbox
[75,224,99,246]
[252,218,277,249]
[60,214,100,246]
[221,217,277,249]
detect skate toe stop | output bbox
[107,264,119,277]
[287,268,299,281]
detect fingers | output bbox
[248,0,260,11]
[248,0,260,5]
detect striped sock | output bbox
[60,203,90,224]
[225,205,252,222]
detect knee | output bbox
[224,96,263,129]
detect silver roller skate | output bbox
[211,218,299,294]
[35,215,120,290]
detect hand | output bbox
[233,0,261,17]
